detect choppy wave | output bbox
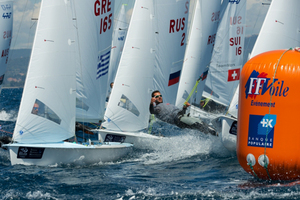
[0,110,17,121]
[1,88,300,199]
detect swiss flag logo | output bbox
[228,68,240,82]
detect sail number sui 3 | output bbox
[94,0,112,34]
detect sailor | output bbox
[106,82,114,102]
[200,97,211,112]
[75,122,94,135]
[31,102,39,115]
[149,90,217,135]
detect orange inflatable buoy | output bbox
[237,48,300,180]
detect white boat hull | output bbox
[4,142,133,166]
[212,115,237,153]
[189,105,222,123]
[95,129,163,149]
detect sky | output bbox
[10,0,270,49]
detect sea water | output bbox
[1,88,300,199]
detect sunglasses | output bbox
[154,95,162,98]
[33,107,39,110]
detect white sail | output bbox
[107,4,128,89]
[5,0,134,166]
[0,0,13,93]
[227,85,239,117]
[153,0,189,105]
[211,0,300,154]
[75,0,114,122]
[175,0,221,108]
[250,0,300,58]
[13,0,76,143]
[103,0,189,132]
[102,0,155,132]
[229,0,300,118]
[203,0,246,108]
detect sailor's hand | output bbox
[151,97,156,104]
[183,102,190,109]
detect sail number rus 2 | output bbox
[94,0,112,34]
[169,1,189,46]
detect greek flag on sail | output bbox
[97,50,110,79]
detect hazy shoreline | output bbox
[2,87,23,89]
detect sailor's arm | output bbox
[182,102,190,114]
[150,97,160,114]
[149,103,155,114]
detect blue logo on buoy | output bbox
[257,114,277,136]
[248,114,276,148]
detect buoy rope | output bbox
[263,48,292,180]
[247,162,259,179]
[264,158,271,180]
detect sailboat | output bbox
[175,0,221,123]
[213,0,300,153]
[95,0,190,148]
[0,0,13,94]
[4,0,133,166]
[198,0,247,152]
